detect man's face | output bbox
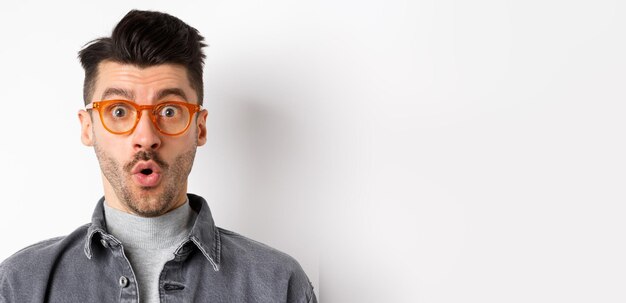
[78,61,208,217]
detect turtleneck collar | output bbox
[102,199,195,250]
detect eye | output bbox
[110,104,129,118]
[159,105,181,118]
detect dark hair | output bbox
[78,10,207,105]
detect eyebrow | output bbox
[101,87,134,101]
[155,88,188,101]
[100,87,188,102]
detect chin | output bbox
[126,191,174,217]
[131,202,171,217]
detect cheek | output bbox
[92,119,110,142]
[94,132,131,161]
[163,136,197,159]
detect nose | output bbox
[132,110,161,151]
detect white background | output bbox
[0,1,625,302]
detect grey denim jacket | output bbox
[0,194,317,303]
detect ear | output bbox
[78,110,95,146]
[196,109,208,146]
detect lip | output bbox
[131,160,162,174]
[131,161,162,187]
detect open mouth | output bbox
[131,161,162,187]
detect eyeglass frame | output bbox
[86,100,204,136]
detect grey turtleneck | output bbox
[103,200,196,303]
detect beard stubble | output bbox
[94,141,197,217]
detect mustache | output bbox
[123,150,169,172]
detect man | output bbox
[0,10,316,303]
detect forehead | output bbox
[93,61,196,103]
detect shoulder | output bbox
[0,223,90,281]
[218,227,301,269]
[0,224,91,301]
[217,227,316,301]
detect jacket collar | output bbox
[83,193,221,271]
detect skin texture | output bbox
[78,61,208,217]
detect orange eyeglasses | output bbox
[86,100,203,136]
